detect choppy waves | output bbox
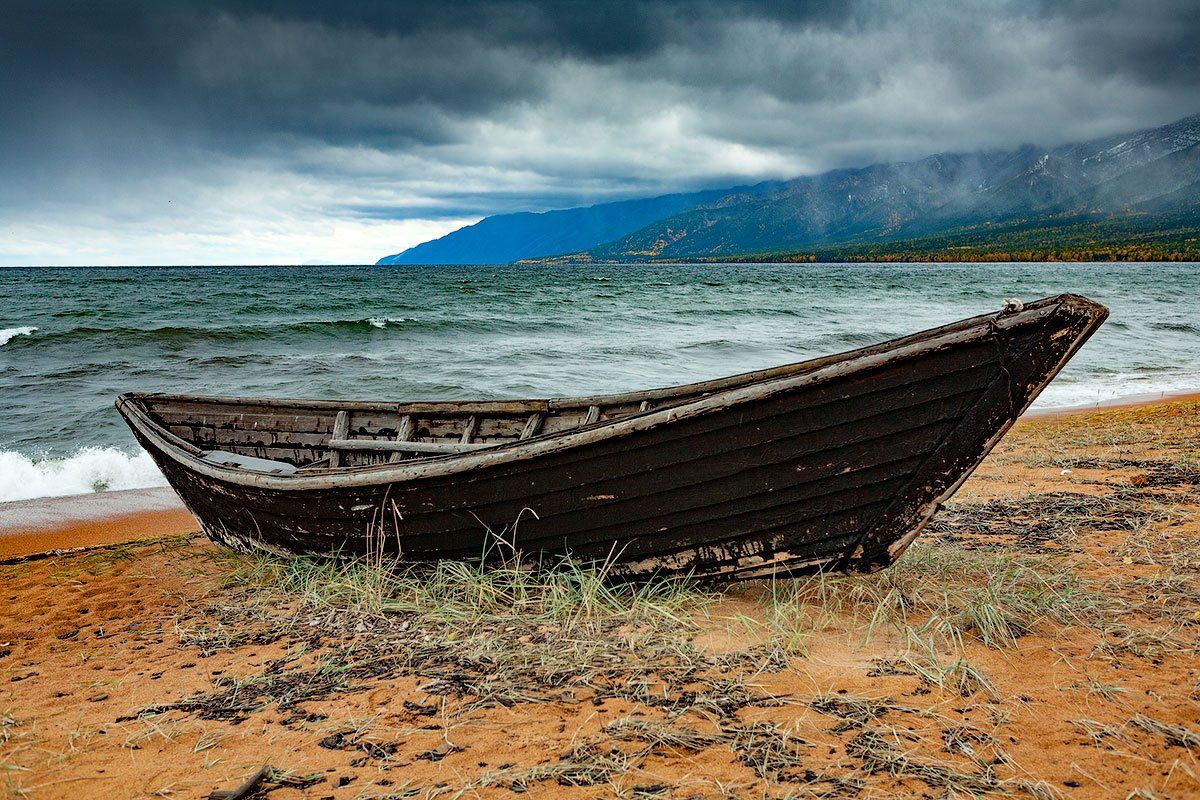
[3,263,1199,502]
[0,326,37,346]
[0,447,167,503]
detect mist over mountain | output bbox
[380,112,1200,265]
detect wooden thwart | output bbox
[388,414,416,463]
[328,410,350,467]
[329,438,495,454]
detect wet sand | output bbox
[0,487,195,561]
[1,396,1198,799]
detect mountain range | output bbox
[377,112,1200,265]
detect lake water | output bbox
[2,262,1197,501]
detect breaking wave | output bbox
[0,326,37,347]
[0,447,167,503]
[367,317,407,328]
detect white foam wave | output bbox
[367,317,406,328]
[0,326,37,346]
[0,447,167,503]
[1031,374,1200,410]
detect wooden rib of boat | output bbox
[116,294,1106,582]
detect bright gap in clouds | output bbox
[0,215,475,267]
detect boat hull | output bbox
[118,295,1107,581]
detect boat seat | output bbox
[200,450,298,475]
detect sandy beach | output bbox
[0,488,195,562]
[1,395,1198,799]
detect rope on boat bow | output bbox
[989,299,1024,418]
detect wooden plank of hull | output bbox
[230,348,1002,539]
[120,294,1108,581]
[153,383,968,574]
[132,369,978,574]
[841,296,1110,572]
[253,384,978,549]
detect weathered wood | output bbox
[520,413,544,439]
[144,395,550,415]
[388,414,416,463]
[298,455,332,471]
[328,410,350,467]
[208,765,271,800]
[116,294,1107,582]
[329,438,495,453]
[477,416,526,440]
[395,401,548,415]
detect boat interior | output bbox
[134,393,664,472]
[126,337,889,473]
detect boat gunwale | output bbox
[116,295,1098,492]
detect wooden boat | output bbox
[116,294,1106,581]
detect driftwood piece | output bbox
[208,765,271,800]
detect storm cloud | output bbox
[1,0,1197,264]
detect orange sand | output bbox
[1,397,1198,799]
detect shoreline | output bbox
[1,390,1196,561]
[0,487,195,560]
[1023,387,1200,418]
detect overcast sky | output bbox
[2,0,1197,265]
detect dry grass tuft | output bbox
[1130,714,1200,752]
[604,718,723,752]
[765,542,1106,652]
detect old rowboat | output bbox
[116,293,1106,581]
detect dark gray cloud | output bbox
[0,0,1197,264]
